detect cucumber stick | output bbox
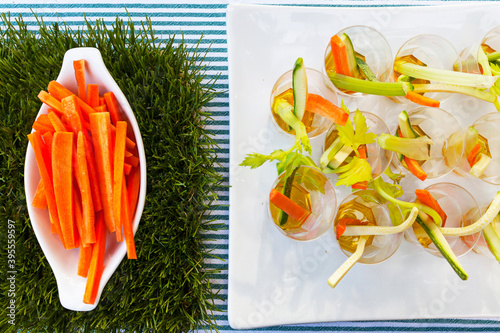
[482,221,500,264]
[416,213,468,280]
[340,33,360,78]
[397,110,419,161]
[292,57,308,122]
[278,167,299,226]
[356,56,377,82]
[320,136,344,169]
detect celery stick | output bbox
[394,61,498,89]
[412,83,497,103]
[328,72,409,96]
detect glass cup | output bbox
[393,106,464,180]
[394,34,460,103]
[270,68,337,138]
[334,190,403,264]
[456,112,500,185]
[473,202,499,259]
[322,111,393,178]
[324,25,393,97]
[405,182,482,258]
[268,166,337,241]
[456,25,500,74]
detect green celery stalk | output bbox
[487,51,500,62]
[377,133,433,161]
[394,61,498,89]
[412,84,497,103]
[328,72,410,96]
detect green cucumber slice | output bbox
[278,167,299,226]
[416,213,468,280]
[328,145,354,169]
[398,110,419,139]
[355,56,378,82]
[320,136,344,169]
[340,33,361,78]
[292,57,308,122]
[483,220,500,264]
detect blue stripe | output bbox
[0,4,228,9]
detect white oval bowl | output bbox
[24,47,147,311]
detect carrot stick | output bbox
[73,60,86,101]
[270,188,311,222]
[113,121,127,242]
[352,145,368,190]
[94,105,108,113]
[127,163,141,218]
[47,80,96,119]
[89,112,116,232]
[52,132,76,249]
[32,180,47,209]
[62,95,83,133]
[415,189,447,227]
[83,212,106,304]
[125,154,139,167]
[27,132,63,241]
[32,121,55,134]
[305,93,349,126]
[467,142,482,167]
[330,35,351,76]
[38,91,63,113]
[76,132,96,244]
[99,97,106,106]
[405,91,440,108]
[78,243,93,278]
[37,114,53,127]
[47,111,69,132]
[104,91,124,125]
[121,177,137,259]
[86,84,99,108]
[123,163,132,175]
[404,156,427,181]
[73,186,85,247]
[111,123,136,149]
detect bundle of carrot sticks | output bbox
[27,59,140,305]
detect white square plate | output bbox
[227,3,500,330]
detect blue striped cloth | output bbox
[3,1,500,332]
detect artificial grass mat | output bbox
[0,14,223,332]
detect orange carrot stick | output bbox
[405,91,440,108]
[83,212,106,304]
[47,111,69,132]
[32,180,47,209]
[125,154,139,167]
[104,91,124,125]
[86,84,99,108]
[127,163,141,218]
[330,35,351,76]
[305,93,349,126]
[123,163,132,175]
[73,186,85,246]
[62,95,83,133]
[52,132,75,249]
[404,156,427,181]
[269,188,311,222]
[89,112,116,232]
[94,105,108,113]
[113,121,127,242]
[111,123,136,149]
[32,121,55,135]
[121,177,137,259]
[467,142,482,167]
[37,114,53,127]
[47,80,96,119]
[76,132,96,244]
[73,60,86,101]
[415,189,447,227]
[27,132,63,240]
[38,91,63,113]
[78,243,93,278]
[99,97,106,106]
